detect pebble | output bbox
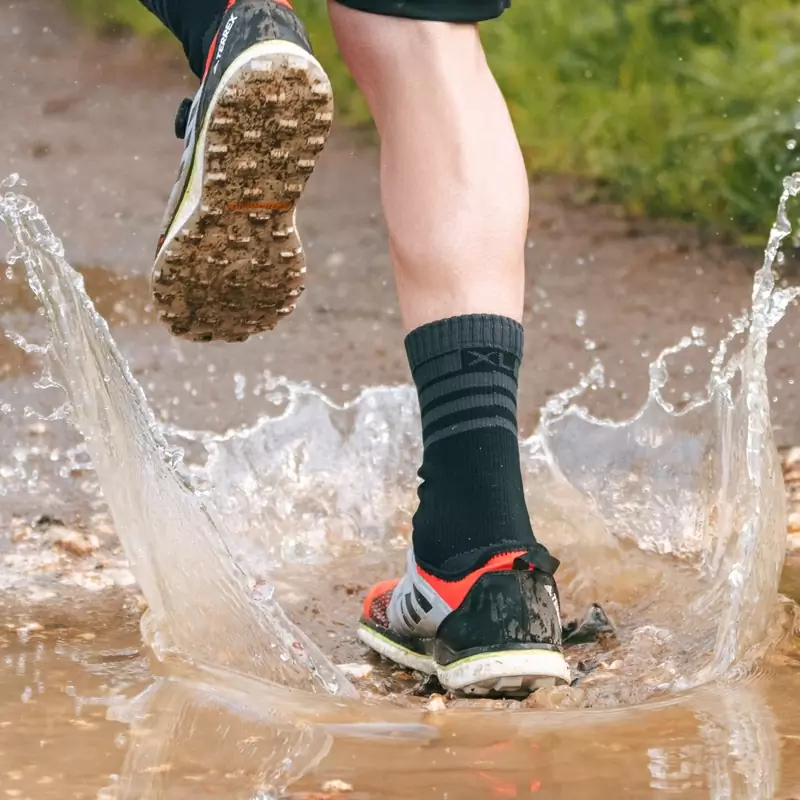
[424,694,447,712]
[337,663,373,680]
[523,686,587,710]
[10,528,29,544]
[321,780,353,793]
[48,526,99,558]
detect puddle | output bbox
[3,170,800,797]
[1,613,800,798]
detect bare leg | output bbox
[327,5,529,331]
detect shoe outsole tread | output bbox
[153,44,332,343]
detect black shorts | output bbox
[332,0,510,23]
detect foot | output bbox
[359,546,571,697]
[152,0,333,342]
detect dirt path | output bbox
[2,0,800,476]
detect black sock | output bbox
[406,314,545,575]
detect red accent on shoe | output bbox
[202,0,240,80]
[416,550,528,612]
[362,579,399,618]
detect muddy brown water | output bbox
[4,1,800,797]
[1,574,800,799]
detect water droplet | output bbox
[0,173,26,188]
[584,339,597,352]
[575,310,586,328]
[788,139,797,151]
[234,373,246,401]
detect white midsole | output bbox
[359,625,572,691]
[157,39,327,262]
[437,649,572,692]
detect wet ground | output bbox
[3,597,800,799]
[5,1,800,797]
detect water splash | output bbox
[0,183,355,698]
[2,172,799,702]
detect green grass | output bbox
[66,0,800,240]
[68,0,167,35]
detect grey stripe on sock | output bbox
[424,416,519,448]
[412,351,462,389]
[422,393,518,428]
[419,371,518,409]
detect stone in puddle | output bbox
[48,526,99,558]
[337,663,374,680]
[321,780,353,793]
[523,686,587,710]
[424,694,447,712]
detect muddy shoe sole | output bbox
[153,40,333,343]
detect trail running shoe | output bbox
[152,0,333,342]
[359,546,571,697]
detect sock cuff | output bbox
[404,314,524,371]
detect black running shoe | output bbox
[152,0,333,342]
[359,546,571,697]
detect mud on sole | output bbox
[153,41,333,343]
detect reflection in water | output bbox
[0,623,788,799]
[691,686,780,799]
[105,679,333,799]
[101,672,780,799]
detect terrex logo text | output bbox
[213,15,238,74]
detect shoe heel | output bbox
[434,570,570,696]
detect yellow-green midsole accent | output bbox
[358,624,433,661]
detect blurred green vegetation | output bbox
[68,0,166,35]
[67,0,800,240]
